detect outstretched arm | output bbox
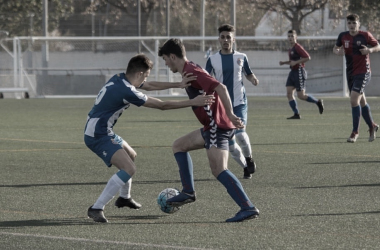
[213,83,244,129]
[142,93,214,110]
[139,72,197,91]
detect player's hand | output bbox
[279,61,285,65]
[228,114,244,129]
[359,45,371,55]
[179,72,197,88]
[334,47,345,56]
[191,93,215,106]
[252,77,259,86]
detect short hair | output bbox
[158,38,186,59]
[347,14,359,22]
[288,30,297,36]
[126,54,153,75]
[218,24,235,34]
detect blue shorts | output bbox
[286,68,307,91]
[84,134,124,167]
[348,73,371,94]
[201,128,234,151]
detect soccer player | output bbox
[205,24,258,179]
[159,38,259,222]
[279,30,324,119]
[333,14,380,143]
[85,54,215,223]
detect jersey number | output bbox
[95,82,114,105]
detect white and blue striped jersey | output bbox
[84,73,147,138]
[205,51,253,107]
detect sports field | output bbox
[1,96,380,249]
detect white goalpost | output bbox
[0,36,350,98]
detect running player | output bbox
[279,30,324,119]
[333,14,380,142]
[159,38,259,222]
[205,24,258,179]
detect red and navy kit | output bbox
[289,43,310,70]
[336,31,379,76]
[182,61,235,131]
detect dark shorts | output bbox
[348,73,371,94]
[84,134,124,167]
[200,128,235,150]
[286,68,307,91]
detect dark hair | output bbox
[126,54,153,74]
[347,14,359,22]
[218,24,235,34]
[288,30,297,35]
[158,38,186,59]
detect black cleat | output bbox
[317,99,324,114]
[245,157,256,174]
[115,197,142,209]
[287,114,301,119]
[88,206,108,223]
[243,167,252,179]
[166,192,196,207]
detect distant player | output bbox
[279,30,324,119]
[205,24,258,179]
[333,14,380,142]
[85,54,214,223]
[159,38,259,222]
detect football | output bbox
[157,188,181,214]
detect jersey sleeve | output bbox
[367,32,379,47]
[205,58,214,75]
[295,44,310,58]
[336,33,343,47]
[193,67,220,93]
[243,55,253,76]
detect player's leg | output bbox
[86,135,136,222]
[166,129,205,207]
[286,71,300,119]
[233,104,256,178]
[296,90,324,114]
[206,142,259,222]
[115,139,141,209]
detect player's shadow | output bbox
[294,183,380,189]
[294,210,380,217]
[0,218,95,228]
[310,161,380,165]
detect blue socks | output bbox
[217,170,254,210]
[361,104,374,128]
[306,95,318,103]
[174,152,195,194]
[289,100,299,114]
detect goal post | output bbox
[0,36,351,98]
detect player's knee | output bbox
[172,139,184,153]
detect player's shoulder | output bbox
[233,50,247,57]
[208,51,222,59]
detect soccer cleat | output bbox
[166,191,196,207]
[226,207,259,222]
[245,157,256,174]
[317,99,324,114]
[347,132,359,143]
[243,167,252,179]
[115,197,142,209]
[287,114,301,119]
[368,124,379,142]
[88,206,108,223]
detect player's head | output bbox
[218,24,235,52]
[346,14,360,34]
[158,38,186,73]
[126,54,153,84]
[287,30,297,44]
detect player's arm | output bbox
[279,60,290,66]
[139,72,197,91]
[289,56,310,67]
[142,93,214,110]
[213,83,244,129]
[359,43,380,55]
[333,45,345,56]
[245,73,259,86]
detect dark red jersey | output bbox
[288,43,310,70]
[182,61,235,131]
[336,31,379,76]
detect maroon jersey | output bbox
[336,31,379,76]
[182,61,235,131]
[288,43,310,70]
